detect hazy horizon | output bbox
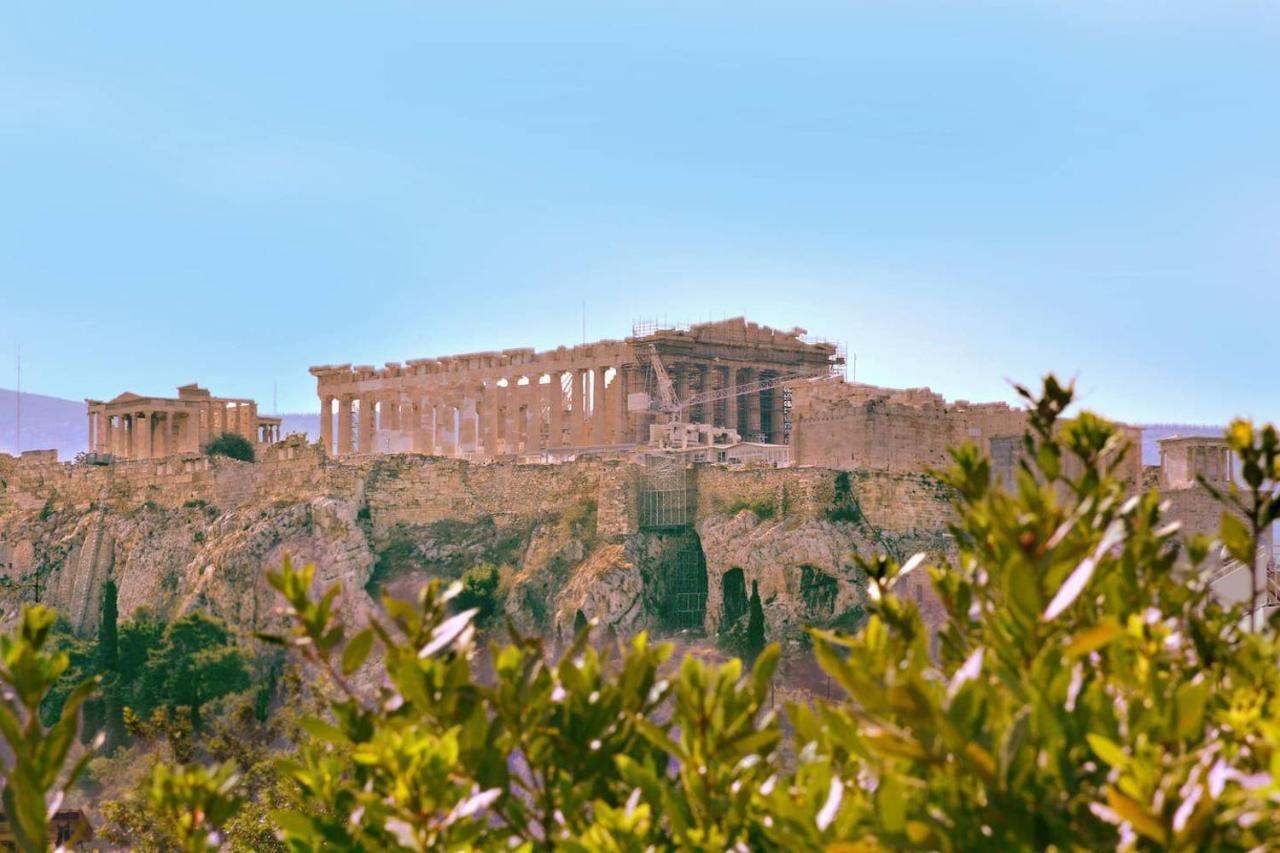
[3,3,1277,424]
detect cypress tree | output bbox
[746,579,766,662]
[98,579,119,671]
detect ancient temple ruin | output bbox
[309,318,842,459]
[84,384,281,460]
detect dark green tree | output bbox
[117,609,164,690]
[98,579,119,671]
[139,612,251,729]
[203,431,255,462]
[745,579,765,662]
[455,563,502,626]
[573,608,589,636]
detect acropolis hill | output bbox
[0,318,1268,644]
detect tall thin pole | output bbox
[581,301,586,345]
[14,344,20,454]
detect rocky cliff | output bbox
[0,440,958,644]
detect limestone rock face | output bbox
[0,451,955,646]
[697,512,872,639]
[0,496,374,636]
[505,521,589,634]
[551,542,645,638]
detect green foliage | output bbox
[99,579,119,671]
[725,495,776,520]
[745,579,766,662]
[138,613,251,729]
[560,496,599,539]
[454,562,503,626]
[827,469,864,522]
[203,432,255,463]
[101,760,245,853]
[0,605,100,851]
[795,377,1280,849]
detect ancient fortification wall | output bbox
[789,381,1026,475]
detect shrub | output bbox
[726,495,776,520]
[203,432,255,463]
[454,563,503,626]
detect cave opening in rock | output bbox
[722,567,747,628]
[800,564,838,620]
[652,529,707,632]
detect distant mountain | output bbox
[0,387,320,461]
[0,388,86,459]
[280,413,319,442]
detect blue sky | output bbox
[1,2,1277,423]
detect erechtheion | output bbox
[85,384,281,460]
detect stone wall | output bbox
[789,380,1026,474]
[694,465,954,533]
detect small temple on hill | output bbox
[84,383,281,460]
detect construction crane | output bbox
[635,342,808,422]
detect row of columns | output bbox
[88,410,200,459]
[666,364,788,444]
[317,359,793,458]
[87,401,265,460]
[320,365,634,458]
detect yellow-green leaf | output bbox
[1064,618,1124,658]
[1086,733,1127,768]
[1106,787,1166,844]
[341,628,374,676]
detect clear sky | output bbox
[2,2,1277,423]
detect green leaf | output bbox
[1106,787,1166,844]
[1219,512,1254,567]
[1086,733,1127,769]
[341,629,374,676]
[877,772,905,833]
[1174,675,1210,740]
[1063,619,1124,658]
[299,717,350,745]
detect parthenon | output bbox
[309,318,843,459]
[85,384,282,460]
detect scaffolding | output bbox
[638,453,691,529]
[667,536,708,631]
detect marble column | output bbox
[571,368,588,446]
[386,394,401,432]
[503,382,519,453]
[358,396,374,454]
[673,363,688,421]
[724,368,739,436]
[338,395,354,455]
[320,396,333,455]
[548,373,564,448]
[743,369,762,440]
[435,401,452,455]
[689,364,706,424]
[527,376,547,448]
[591,367,608,445]
[481,385,500,456]
[134,412,149,459]
[769,380,786,444]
